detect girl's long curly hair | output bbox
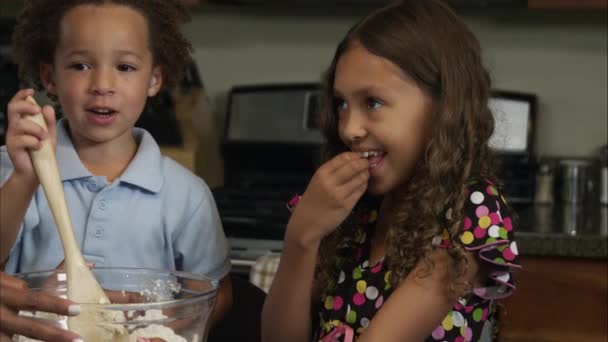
[12,0,192,91]
[316,0,499,297]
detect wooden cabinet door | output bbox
[499,257,608,342]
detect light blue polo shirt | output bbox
[0,119,231,280]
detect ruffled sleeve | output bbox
[459,179,521,300]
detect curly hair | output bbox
[11,0,192,92]
[315,0,499,298]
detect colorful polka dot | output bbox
[324,296,334,310]
[360,317,370,329]
[470,191,484,204]
[333,296,344,311]
[511,241,519,255]
[486,185,498,196]
[503,217,513,231]
[353,292,365,306]
[489,212,501,225]
[369,210,378,223]
[338,271,345,284]
[356,280,367,294]
[365,286,379,300]
[432,326,446,339]
[371,262,383,274]
[452,311,465,327]
[503,247,516,261]
[353,266,362,280]
[488,225,500,238]
[460,231,474,244]
[472,308,483,322]
[475,205,489,218]
[463,217,472,230]
[346,309,357,324]
[462,326,473,342]
[375,295,384,309]
[474,227,487,239]
[442,313,454,331]
[499,227,508,239]
[478,216,491,228]
[496,272,510,283]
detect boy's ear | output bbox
[40,63,56,95]
[147,66,163,97]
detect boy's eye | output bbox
[366,97,383,110]
[117,64,136,72]
[70,63,90,71]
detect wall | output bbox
[184,5,607,158]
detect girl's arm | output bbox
[261,231,320,342]
[262,152,370,342]
[358,249,480,342]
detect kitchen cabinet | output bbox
[499,256,608,341]
[528,0,608,10]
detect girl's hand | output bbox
[286,152,369,248]
[0,272,81,342]
[5,89,57,182]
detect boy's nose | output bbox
[90,69,115,95]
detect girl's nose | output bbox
[339,110,367,145]
[90,68,115,95]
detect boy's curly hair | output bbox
[12,0,192,91]
[316,0,499,298]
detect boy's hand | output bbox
[286,152,369,248]
[5,89,57,181]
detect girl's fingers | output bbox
[340,168,370,198]
[0,273,27,291]
[331,156,369,186]
[1,286,78,317]
[322,152,361,174]
[0,307,81,342]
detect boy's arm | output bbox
[0,172,38,266]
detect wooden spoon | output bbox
[24,96,128,341]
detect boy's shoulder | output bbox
[158,155,211,195]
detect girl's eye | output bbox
[366,97,383,110]
[335,98,348,112]
[70,63,90,71]
[117,64,136,72]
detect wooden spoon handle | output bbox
[24,96,86,266]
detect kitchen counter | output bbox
[513,203,607,259]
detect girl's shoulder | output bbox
[439,177,521,300]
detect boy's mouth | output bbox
[88,107,117,116]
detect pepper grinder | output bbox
[535,160,555,204]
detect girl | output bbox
[262,1,520,341]
[0,0,232,336]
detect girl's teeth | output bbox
[359,151,381,158]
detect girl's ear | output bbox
[40,63,56,95]
[147,66,163,97]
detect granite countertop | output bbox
[513,203,607,259]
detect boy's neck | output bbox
[72,133,139,183]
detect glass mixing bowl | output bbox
[13,267,218,342]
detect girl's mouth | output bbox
[358,150,386,169]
